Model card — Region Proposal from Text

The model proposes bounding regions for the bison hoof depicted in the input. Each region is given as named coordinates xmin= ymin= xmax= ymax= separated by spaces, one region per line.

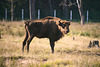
xmin=52 ymin=51 xmax=54 ymax=53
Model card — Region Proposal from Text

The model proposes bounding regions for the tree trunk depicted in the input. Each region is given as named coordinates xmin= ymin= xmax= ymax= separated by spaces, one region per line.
xmin=63 ymin=6 xmax=69 ymax=20
xmin=48 ymin=0 xmax=53 ymax=16
xmin=32 ymin=0 xmax=35 ymax=20
xmin=29 ymin=0 xmax=32 ymax=20
xmin=76 ymin=0 xmax=85 ymax=25
xmin=11 ymin=0 xmax=14 ymax=21
xmin=59 ymin=0 xmax=70 ymax=19
xmin=29 ymin=0 xmax=35 ymax=20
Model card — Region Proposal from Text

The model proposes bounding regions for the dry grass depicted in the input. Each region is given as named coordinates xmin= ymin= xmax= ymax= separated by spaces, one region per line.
xmin=0 ymin=21 xmax=100 ymax=67
xmin=70 ymin=22 xmax=100 ymax=38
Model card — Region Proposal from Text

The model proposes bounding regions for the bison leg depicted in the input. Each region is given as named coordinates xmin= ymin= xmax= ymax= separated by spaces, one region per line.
xmin=22 ymin=29 xmax=28 ymax=52
xmin=26 ymin=35 xmax=34 ymax=53
xmin=50 ymin=40 xmax=55 ymax=53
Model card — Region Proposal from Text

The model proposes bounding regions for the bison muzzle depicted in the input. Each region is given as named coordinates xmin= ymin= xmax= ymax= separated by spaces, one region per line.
xmin=22 ymin=16 xmax=70 ymax=53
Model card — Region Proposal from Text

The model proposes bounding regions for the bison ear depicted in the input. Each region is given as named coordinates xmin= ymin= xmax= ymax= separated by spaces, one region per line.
xmin=67 ymin=21 xmax=71 ymax=25
xmin=59 ymin=20 xmax=62 ymax=26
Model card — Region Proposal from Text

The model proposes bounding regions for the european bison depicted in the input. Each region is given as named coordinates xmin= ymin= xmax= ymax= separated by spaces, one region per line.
xmin=22 ymin=16 xmax=70 ymax=53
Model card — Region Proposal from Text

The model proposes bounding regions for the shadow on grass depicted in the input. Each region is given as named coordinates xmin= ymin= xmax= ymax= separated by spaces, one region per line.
xmin=56 ymin=48 xmax=100 ymax=56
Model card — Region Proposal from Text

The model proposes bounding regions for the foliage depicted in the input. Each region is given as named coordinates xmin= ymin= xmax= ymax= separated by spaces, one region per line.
xmin=0 ymin=0 xmax=100 ymax=21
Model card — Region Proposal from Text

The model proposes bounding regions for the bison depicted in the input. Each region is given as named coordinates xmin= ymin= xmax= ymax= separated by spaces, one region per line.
xmin=22 ymin=16 xmax=70 ymax=53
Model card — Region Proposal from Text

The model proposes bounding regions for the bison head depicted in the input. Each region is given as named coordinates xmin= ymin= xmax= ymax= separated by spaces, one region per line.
xmin=59 ymin=20 xmax=70 ymax=34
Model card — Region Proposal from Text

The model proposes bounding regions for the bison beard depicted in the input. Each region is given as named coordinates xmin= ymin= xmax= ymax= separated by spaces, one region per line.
xmin=22 ymin=16 xmax=70 ymax=53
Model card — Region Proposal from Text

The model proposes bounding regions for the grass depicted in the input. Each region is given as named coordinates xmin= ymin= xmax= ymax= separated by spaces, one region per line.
xmin=0 ymin=21 xmax=100 ymax=67
xmin=0 ymin=21 xmax=25 ymax=37
xmin=70 ymin=22 xmax=100 ymax=38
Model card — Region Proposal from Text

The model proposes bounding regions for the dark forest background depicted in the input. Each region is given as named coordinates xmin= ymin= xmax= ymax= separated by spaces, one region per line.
xmin=0 ymin=0 xmax=100 ymax=22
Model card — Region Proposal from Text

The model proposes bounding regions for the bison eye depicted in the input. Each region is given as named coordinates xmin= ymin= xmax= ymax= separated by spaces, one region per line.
xmin=62 ymin=24 xmax=65 ymax=28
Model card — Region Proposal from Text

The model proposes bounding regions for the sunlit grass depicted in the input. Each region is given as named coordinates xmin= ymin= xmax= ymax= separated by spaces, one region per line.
xmin=70 ymin=22 xmax=100 ymax=38
xmin=0 ymin=21 xmax=100 ymax=67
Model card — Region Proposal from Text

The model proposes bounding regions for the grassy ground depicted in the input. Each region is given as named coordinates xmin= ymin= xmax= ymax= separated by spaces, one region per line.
xmin=0 ymin=21 xmax=100 ymax=67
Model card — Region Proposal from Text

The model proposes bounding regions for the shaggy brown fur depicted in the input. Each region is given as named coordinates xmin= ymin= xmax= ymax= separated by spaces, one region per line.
xmin=22 ymin=16 xmax=70 ymax=53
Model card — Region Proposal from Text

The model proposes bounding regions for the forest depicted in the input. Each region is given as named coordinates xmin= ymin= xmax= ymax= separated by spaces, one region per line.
xmin=0 ymin=0 xmax=100 ymax=22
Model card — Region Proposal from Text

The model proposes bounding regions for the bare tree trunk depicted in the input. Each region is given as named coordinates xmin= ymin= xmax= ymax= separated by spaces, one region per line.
xmin=63 ymin=6 xmax=69 ymax=19
xmin=76 ymin=0 xmax=85 ymax=25
xmin=59 ymin=0 xmax=71 ymax=19
xmin=29 ymin=0 xmax=32 ymax=20
xmin=48 ymin=0 xmax=53 ymax=16
xmin=29 ymin=0 xmax=35 ymax=20
xmin=32 ymin=0 xmax=35 ymax=20
xmin=11 ymin=0 xmax=14 ymax=21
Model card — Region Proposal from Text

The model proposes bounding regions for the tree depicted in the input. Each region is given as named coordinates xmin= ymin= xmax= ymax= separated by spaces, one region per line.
xmin=48 ymin=0 xmax=53 ymax=16
xmin=0 ymin=0 xmax=9 ymax=20
xmin=29 ymin=0 xmax=35 ymax=20
xmin=59 ymin=0 xmax=85 ymax=25
xmin=76 ymin=0 xmax=85 ymax=25
xmin=59 ymin=0 xmax=71 ymax=19
xmin=11 ymin=0 xmax=14 ymax=21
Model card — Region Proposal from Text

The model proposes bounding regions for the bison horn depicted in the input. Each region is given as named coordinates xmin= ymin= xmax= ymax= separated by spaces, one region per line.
xmin=24 ymin=20 xmax=30 ymax=25
xmin=59 ymin=20 xmax=62 ymax=26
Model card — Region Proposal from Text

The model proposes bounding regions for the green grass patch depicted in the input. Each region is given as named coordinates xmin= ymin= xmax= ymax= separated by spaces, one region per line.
xmin=80 ymin=32 xmax=90 ymax=37
xmin=0 ymin=57 xmax=6 ymax=67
